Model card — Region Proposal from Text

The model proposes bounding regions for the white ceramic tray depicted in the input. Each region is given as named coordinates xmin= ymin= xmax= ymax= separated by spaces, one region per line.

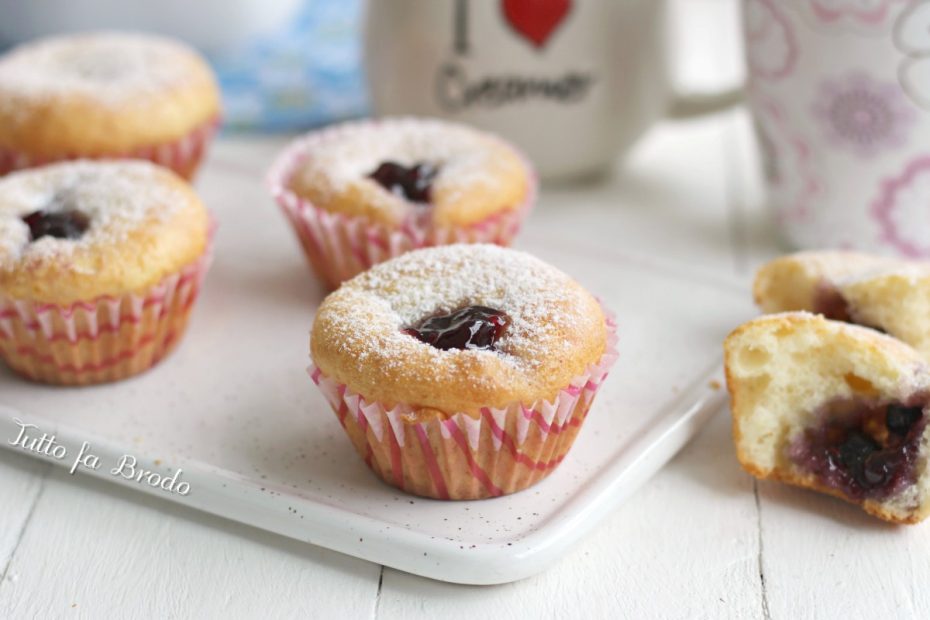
xmin=0 ymin=170 xmax=754 ymax=585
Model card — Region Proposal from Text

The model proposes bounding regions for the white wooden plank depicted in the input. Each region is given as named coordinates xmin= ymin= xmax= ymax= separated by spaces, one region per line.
xmin=0 ymin=466 xmax=381 ymax=619
xmin=0 ymin=451 xmax=49 ymax=585
xmin=757 ymin=480 xmax=930 ymax=619
xmin=377 ymin=413 xmax=763 ymax=620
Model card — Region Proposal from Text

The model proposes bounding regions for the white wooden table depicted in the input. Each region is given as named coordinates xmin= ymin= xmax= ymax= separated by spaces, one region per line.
xmin=3 ymin=108 xmax=928 ymax=619
xmin=5 ymin=3 xmax=930 ymax=616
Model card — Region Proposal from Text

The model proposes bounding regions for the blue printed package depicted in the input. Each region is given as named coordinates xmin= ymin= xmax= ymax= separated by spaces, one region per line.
xmin=210 ymin=0 xmax=368 ymax=131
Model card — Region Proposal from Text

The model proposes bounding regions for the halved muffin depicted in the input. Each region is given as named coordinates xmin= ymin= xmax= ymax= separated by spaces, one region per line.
xmin=725 ymin=312 xmax=930 ymax=524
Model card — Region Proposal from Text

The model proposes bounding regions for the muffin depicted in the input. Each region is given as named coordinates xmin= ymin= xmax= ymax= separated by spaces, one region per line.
xmin=725 ymin=312 xmax=930 ymax=524
xmin=0 ymin=160 xmax=212 ymax=385
xmin=268 ymin=117 xmax=536 ymax=289
xmin=309 ymin=244 xmax=617 ymax=499
xmin=0 ymin=32 xmax=221 ymax=180
xmin=754 ymin=251 xmax=930 ymax=358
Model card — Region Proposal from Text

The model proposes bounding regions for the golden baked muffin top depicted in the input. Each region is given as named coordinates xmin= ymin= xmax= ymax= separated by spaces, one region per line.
xmin=280 ymin=118 xmax=531 ymax=229
xmin=311 ymin=244 xmax=607 ymax=414
xmin=0 ymin=32 xmax=220 ymax=156
xmin=0 ymin=160 xmax=209 ymax=304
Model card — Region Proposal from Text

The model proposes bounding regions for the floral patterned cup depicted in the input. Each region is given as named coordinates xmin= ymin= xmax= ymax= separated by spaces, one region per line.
xmin=745 ymin=0 xmax=930 ymax=256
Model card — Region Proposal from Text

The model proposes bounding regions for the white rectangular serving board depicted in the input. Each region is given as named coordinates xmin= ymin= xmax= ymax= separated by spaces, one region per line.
xmin=0 ymin=154 xmax=755 ymax=585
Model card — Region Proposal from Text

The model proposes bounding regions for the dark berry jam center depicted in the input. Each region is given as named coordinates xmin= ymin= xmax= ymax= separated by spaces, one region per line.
xmin=22 ymin=209 xmax=90 ymax=241
xmin=887 ymin=405 xmax=922 ymax=436
xmin=368 ymin=161 xmax=438 ymax=203
xmin=404 ymin=305 xmax=510 ymax=351
xmin=790 ymin=398 xmax=927 ymax=500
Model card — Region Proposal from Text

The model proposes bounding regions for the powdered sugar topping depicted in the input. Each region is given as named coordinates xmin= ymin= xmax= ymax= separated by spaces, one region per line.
xmin=0 ymin=32 xmax=204 ymax=110
xmin=836 ymin=262 xmax=930 ymax=287
xmin=0 ymin=160 xmax=189 ymax=270
xmin=319 ymin=244 xmax=604 ymax=375
xmin=289 ymin=117 xmax=519 ymax=207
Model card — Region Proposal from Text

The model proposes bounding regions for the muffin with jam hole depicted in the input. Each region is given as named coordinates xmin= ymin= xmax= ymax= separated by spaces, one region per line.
xmin=308 ymin=244 xmax=617 ymax=500
xmin=268 ymin=117 xmax=535 ymax=288
xmin=0 ymin=160 xmax=212 ymax=385
xmin=0 ymin=32 xmax=221 ymax=179
xmin=725 ymin=311 xmax=930 ymax=524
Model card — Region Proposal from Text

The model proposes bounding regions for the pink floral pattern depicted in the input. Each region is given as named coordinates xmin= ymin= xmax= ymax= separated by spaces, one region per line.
xmin=813 ymin=72 xmax=917 ymax=157
xmin=809 ymin=0 xmax=902 ymax=26
xmin=894 ymin=2 xmax=930 ymax=110
xmin=748 ymin=0 xmax=930 ymax=254
xmin=872 ymin=155 xmax=930 ymax=257
xmin=745 ymin=0 xmax=798 ymax=81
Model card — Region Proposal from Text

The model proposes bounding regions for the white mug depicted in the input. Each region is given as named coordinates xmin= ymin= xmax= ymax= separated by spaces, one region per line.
xmin=745 ymin=0 xmax=930 ymax=257
xmin=364 ymin=0 xmax=741 ymax=181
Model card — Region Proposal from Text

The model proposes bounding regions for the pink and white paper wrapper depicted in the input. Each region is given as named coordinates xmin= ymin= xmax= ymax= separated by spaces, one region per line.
xmin=0 ymin=242 xmax=213 ymax=386
xmin=0 ymin=117 xmax=220 ymax=181
xmin=309 ymin=311 xmax=618 ymax=500
xmin=267 ymin=121 xmax=537 ymax=289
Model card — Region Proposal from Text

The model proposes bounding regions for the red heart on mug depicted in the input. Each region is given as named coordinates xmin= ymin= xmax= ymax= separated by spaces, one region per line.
xmin=502 ymin=0 xmax=572 ymax=49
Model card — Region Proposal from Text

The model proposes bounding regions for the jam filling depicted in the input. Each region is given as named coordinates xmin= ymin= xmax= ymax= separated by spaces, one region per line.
xmin=404 ymin=305 xmax=510 ymax=351
xmin=790 ymin=398 xmax=928 ymax=501
xmin=22 ymin=209 xmax=90 ymax=241
xmin=368 ymin=161 xmax=438 ymax=203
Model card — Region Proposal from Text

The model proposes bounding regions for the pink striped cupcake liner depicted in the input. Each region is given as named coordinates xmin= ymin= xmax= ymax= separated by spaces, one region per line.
xmin=0 ymin=117 xmax=220 ymax=180
xmin=0 ymin=239 xmax=214 ymax=386
xmin=309 ymin=310 xmax=618 ymax=500
xmin=267 ymin=120 xmax=537 ymax=289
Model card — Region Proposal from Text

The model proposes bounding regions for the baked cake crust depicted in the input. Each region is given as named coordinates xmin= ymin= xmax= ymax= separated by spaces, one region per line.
xmin=310 ymin=244 xmax=607 ymax=414
xmin=287 ymin=118 xmax=530 ymax=229
xmin=753 ymin=250 xmax=904 ymax=313
xmin=0 ymin=32 xmax=220 ymax=157
xmin=754 ymin=250 xmax=930 ymax=358
xmin=0 ymin=160 xmax=209 ymax=304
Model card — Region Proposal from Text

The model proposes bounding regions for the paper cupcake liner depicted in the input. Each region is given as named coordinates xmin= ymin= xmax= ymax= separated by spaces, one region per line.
xmin=309 ymin=310 xmax=618 ymax=500
xmin=0 ymin=117 xmax=220 ymax=180
xmin=268 ymin=120 xmax=538 ymax=289
xmin=0 ymin=243 xmax=213 ymax=386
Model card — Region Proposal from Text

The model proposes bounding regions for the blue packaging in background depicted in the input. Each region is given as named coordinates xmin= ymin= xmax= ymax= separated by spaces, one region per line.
xmin=210 ymin=0 xmax=368 ymax=132
xmin=0 ymin=0 xmax=367 ymax=132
